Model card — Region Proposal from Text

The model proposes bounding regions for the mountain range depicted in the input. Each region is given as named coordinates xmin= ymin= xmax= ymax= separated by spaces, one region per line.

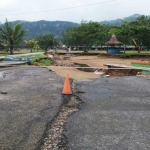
xmin=11 ymin=20 xmax=79 ymax=39
xmin=6 ymin=14 xmax=144 ymax=39
xmin=100 ymin=14 xmax=142 ymax=25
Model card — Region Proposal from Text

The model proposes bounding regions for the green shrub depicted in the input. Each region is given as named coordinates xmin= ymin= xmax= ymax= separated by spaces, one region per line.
xmin=30 ymin=54 xmax=53 ymax=66
xmin=32 ymin=54 xmax=47 ymax=62
xmin=39 ymin=59 xmax=53 ymax=66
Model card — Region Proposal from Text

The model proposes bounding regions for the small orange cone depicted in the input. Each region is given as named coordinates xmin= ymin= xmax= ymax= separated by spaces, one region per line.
xmin=62 ymin=74 xmax=72 ymax=95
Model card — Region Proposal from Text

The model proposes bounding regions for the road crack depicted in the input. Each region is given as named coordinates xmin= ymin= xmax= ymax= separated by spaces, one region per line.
xmin=36 ymin=81 xmax=82 ymax=150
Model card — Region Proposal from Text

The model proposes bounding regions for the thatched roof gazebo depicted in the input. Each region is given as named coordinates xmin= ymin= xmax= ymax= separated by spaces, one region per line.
xmin=105 ymin=34 xmax=123 ymax=54
xmin=105 ymin=34 xmax=122 ymax=45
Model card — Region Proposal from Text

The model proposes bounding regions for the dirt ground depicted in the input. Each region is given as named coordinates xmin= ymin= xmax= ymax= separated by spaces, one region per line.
xmin=48 ymin=55 xmax=144 ymax=81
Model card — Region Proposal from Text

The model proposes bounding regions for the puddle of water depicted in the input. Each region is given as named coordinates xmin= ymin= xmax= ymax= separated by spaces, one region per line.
xmin=0 ymin=71 xmax=6 ymax=79
xmin=74 ymin=63 xmax=96 ymax=72
xmin=0 ymin=72 xmax=3 ymax=78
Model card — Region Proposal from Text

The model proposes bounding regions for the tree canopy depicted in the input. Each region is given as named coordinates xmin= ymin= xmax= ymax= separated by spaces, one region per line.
xmin=0 ymin=20 xmax=25 ymax=54
xmin=62 ymin=16 xmax=150 ymax=53
xmin=25 ymin=39 xmax=39 ymax=53
xmin=62 ymin=21 xmax=108 ymax=51
xmin=36 ymin=33 xmax=57 ymax=51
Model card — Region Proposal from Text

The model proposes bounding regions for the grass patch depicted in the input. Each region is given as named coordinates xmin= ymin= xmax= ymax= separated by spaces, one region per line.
xmin=39 ymin=59 xmax=53 ymax=66
xmin=142 ymin=71 xmax=150 ymax=75
xmin=131 ymin=64 xmax=150 ymax=68
xmin=32 ymin=54 xmax=53 ymax=66
xmin=115 ymin=53 xmax=133 ymax=58
xmin=0 ymin=49 xmax=45 ymax=56
xmin=32 ymin=54 xmax=47 ymax=62
xmin=112 ymin=51 xmax=150 ymax=58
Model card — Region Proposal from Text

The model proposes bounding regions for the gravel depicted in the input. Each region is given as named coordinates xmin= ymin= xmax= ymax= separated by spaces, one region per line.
xmin=39 ymin=80 xmax=82 ymax=150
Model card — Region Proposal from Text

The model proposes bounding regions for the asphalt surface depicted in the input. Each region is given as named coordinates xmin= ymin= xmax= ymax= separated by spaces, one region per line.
xmin=0 ymin=67 xmax=64 ymax=150
xmin=66 ymin=77 xmax=150 ymax=150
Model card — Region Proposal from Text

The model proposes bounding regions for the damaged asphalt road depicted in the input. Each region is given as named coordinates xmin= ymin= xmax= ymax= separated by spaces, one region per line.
xmin=66 ymin=77 xmax=150 ymax=150
xmin=0 ymin=67 xmax=150 ymax=150
xmin=0 ymin=66 xmax=82 ymax=150
xmin=0 ymin=67 xmax=66 ymax=150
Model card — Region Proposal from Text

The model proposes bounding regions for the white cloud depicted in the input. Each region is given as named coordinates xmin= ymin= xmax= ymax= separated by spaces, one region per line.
xmin=0 ymin=0 xmax=17 ymax=8
xmin=0 ymin=0 xmax=150 ymax=23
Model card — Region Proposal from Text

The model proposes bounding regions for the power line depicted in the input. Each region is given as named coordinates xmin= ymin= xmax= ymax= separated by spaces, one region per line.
xmin=0 ymin=0 xmax=116 ymax=17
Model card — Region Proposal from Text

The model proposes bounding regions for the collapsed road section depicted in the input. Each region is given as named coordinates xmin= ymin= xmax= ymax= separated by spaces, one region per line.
xmin=0 ymin=66 xmax=82 ymax=150
xmin=36 ymin=74 xmax=82 ymax=150
xmin=37 ymin=94 xmax=82 ymax=150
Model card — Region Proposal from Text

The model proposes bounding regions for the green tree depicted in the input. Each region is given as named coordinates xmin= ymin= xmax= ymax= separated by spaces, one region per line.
xmin=78 ymin=21 xmax=106 ymax=51
xmin=36 ymin=33 xmax=56 ymax=51
xmin=34 ymin=44 xmax=40 ymax=52
xmin=129 ymin=15 xmax=150 ymax=53
xmin=62 ymin=21 xmax=107 ymax=51
xmin=109 ymin=21 xmax=132 ymax=53
xmin=25 ymin=39 xmax=38 ymax=53
xmin=94 ymin=24 xmax=109 ymax=48
xmin=0 ymin=20 xmax=25 ymax=54
xmin=62 ymin=27 xmax=78 ymax=49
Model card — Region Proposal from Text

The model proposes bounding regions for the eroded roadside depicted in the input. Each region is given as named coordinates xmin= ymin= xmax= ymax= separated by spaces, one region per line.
xmin=0 ymin=67 xmax=71 ymax=150
xmin=36 ymin=81 xmax=82 ymax=150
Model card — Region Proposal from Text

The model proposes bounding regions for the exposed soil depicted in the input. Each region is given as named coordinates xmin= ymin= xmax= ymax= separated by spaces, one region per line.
xmin=48 ymin=55 xmax=146 ymax=81
xmin=104 ymin=68 xmax=142 ymax=76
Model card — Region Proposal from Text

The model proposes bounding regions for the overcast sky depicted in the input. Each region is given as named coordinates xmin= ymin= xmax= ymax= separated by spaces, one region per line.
xmin=0 ymin=0 xmax=149 ymax=23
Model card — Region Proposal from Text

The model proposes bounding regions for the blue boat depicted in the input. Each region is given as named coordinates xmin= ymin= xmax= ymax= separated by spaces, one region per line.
xmin=4 ymin=56 xmax=32 ymax=63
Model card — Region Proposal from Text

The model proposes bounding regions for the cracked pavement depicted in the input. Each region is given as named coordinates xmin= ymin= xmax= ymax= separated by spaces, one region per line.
xmin=66 ymin=77 xmax=150 ymax=150
xmin=0 ymin=67 xmax=64 ymax=150
xmin=0 ymin=67 xmax=150 ymax=150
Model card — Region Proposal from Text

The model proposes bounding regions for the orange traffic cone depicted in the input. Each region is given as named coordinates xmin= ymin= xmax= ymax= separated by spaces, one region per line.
xmin=62 ymin=74 xmax=72 ymax=95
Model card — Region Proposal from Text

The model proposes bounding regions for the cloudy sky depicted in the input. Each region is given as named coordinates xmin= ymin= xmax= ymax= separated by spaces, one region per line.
xmin=0 ymin=0 xmax=149 ymax=23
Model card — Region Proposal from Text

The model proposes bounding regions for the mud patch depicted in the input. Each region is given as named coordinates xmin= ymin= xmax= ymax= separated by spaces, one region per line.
xmin=74 ymin=63 xmax=96 ymax=72
xmin=74 ymin=63 xmax=142 ymax=76
xmin=104 ymin=69 xmax=142 ymax=76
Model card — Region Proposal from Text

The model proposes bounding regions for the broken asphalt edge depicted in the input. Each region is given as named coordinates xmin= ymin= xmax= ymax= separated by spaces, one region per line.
xmin=35 ymin=78 xmax=84 ymax=150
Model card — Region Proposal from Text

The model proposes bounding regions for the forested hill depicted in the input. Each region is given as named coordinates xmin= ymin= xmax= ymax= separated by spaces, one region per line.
xmin=8 ymin=14 xmax=146 ymax=39
xmin=100 ymin=14 xmax=143 ymax=25
xmin=11 ymin=20 xmax=79 ymax=39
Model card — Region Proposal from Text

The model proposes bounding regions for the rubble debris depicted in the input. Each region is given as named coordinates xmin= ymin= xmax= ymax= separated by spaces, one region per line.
xmin=1 ymin=91 xmax=7 ymax=94
xmin=47 ymin=54 xmax=54 ymax=59
xmin=38 ymin=83 xmax=82 ymax=149
xmin=94 ymin=68 xmax=104 ymax=75
xmin=104 ymin=75 xmax=110 ymax=77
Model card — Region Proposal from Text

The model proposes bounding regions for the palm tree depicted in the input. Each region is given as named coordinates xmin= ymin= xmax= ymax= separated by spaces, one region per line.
xmin=0 ymin=20 xmax=25 ymax=54
xmin=24 ymin=39 xmax=38 ymax=53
